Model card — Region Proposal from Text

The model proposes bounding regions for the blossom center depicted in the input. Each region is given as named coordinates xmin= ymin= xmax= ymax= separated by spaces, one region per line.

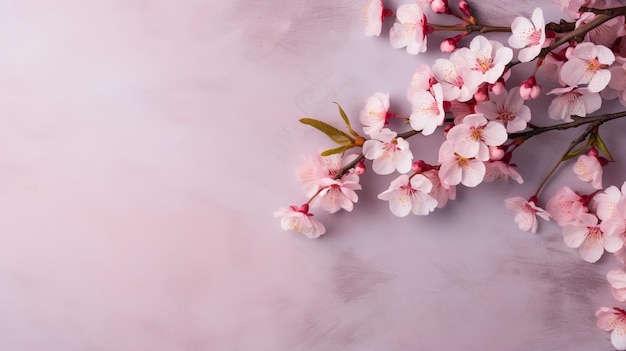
xmin=470 ymin=126 xmax=484 ymax=141
xmin=586 ymin=58 xmax=602 ymax=73
xmin=588 ymin=226 xmax=603 ymax=242
xmin=497 ymin=108 xmax=515 ymax=122
xmin=527 ymin=29 xmax=542 ymax=46
xmin=475 ymin=57 xmax=493 ymax=73
xmin=403 ymin=21 xmax=417 ymax=38
xmin=454 ymin=153 xmax=469 ymax=166
xmin=284 ymin=216 xmax=303 ymax=232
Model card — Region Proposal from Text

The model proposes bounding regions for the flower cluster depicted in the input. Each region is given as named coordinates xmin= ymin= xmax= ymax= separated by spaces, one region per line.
xmin=275 ymin=1 xmax=626 ymax=349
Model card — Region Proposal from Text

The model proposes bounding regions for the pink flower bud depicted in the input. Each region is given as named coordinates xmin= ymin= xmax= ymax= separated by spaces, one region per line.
xmin=587 ymin=148 xmax=598 ymax=158
xmin=355 ymin=158 xmax=366 ymax=175
xmin=431 ymin=0 xmax=450 ymax=14
xmin=489 ymin=146 xmax=505 ymax=161
xmin=412 ymin=160 xmax=432 ymax=173
xmin=491 ymin=79 xmax=505 ymax=95
xmin=440 ymin=38 xmax=457 ymax=52
xmin=519 ymin=76 xmax=540 ymax=100
xmin=458 ymin=0 xmax=472 ymax=17
xmin=474 ymin=83 xmax=489 ymax=103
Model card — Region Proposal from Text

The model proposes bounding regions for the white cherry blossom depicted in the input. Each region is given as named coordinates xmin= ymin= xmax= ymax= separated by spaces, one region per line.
xmin=273 ymin=204 xmax=326 ymax=239
xmin=572 ymin=153 xmax=603 ymax=189
xmin=423 ymin=169 xmax=456 ymax=208
xmin=508 ymin=8 xmax=546 ymax=62
xmin=475 ymin=87 xmax=531 ymax=133
xmin=362 ymin=128 xmax=413 ymax=175
xmin=313 ymin=175 xmax=362 ymax=214
xmin=359 ymin=92 xmax=391 ymax=135
xmin=364 ymin=0 xmax=384 ymax=37
xmin=596 ymin=307 xmax=626 ymax=351
xmin=409 ymin=83 xmax=445 ymax=136
xmin=547 ymin=86 xmax=601 ymax=121
xmin=561 ymin=42 xmax=615 ymax=92
xmin=563 ymin=212 xmax=623 ymax=263
xmin=432 ymin=57 xmax=479 ymax=102
xmin=484 ymin=161 xmax=524 ymax=184
xmin=389 ymin=4 xmax=428 ymax=55
xmin=608 ymin=269 xmax=626 ymax=302
xmin=438 ymin=140 xmax=486 ymax=187
xmin=454 ymin=35 xmax=513 ymax=85
xmin=445 ymin=113 xmax=508 ymax=161
xmin=505 ymin=197 xmax=550 ymax=233
xmin=378 ymin=174 xmax=438 ymax=216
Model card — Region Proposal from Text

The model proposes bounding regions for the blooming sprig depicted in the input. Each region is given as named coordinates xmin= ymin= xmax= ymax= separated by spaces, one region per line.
xmin=277 ymin=4 xmax=626 ymax=347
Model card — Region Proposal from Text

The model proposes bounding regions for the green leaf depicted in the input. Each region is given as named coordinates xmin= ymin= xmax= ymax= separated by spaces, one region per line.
xmin=563 ymin=143 xmax=589 ymax=161
xmin=299 ymin=118 xmax=354 ymax=146
xmin=594 ymin=133 xmax=614 ymax=161
xmin=320 ymin=145 xmax=351 ymax=156
xmin=332 ymin=102 xmax=357 ymax=136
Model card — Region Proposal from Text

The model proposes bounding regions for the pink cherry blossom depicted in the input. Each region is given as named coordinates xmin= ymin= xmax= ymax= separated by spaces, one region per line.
xmin=423 ymin=169 xmax=456 ymax=208
xmin=438 ymin=140 xmax=486 ymax=187
xmin=508 ymin=8 xmax=546 ymax=62
xmin=446 ymin=113 xmax=508 ymax=161
xmin=432 ymin=57 xmax=479 ymax=102
xmin=484 ymin=160 xmax=524 ymax=184
xmin=505 ymin=197 xmax=550 ymax=233
xmin=555 ymin=0 xmax=587 ymax=20
xmin=562 ymin=212 xmax=623 ymax=262
xmin=547 ymin=86 xmax=601 ymax=122
xmin=409 ymin=83 xmax=445 ymax=136
xmin=296 ymin=153 xmax=359 ymax=198
xmin=389 ymin=4 xmax=429 ymax=55
xmin=364 ymin=0 xmax=384 ymax=37
xmin=454 ymin=35 xmax=513 ymax=85
xmin=377 ymin=174 xmax=438 ymax=216
xmin=545 ymin=186 xmax=588 ymax=226
xmin=572 ymin=153 xmax=603 ymax=189
xmin=475 ymin=87 xmax=531 ymax=133
xmin=561 ymin=42 xmax=615 ymax=92
xmin=407 ymin=64 xmax=435 ymax=100
xmin=273 ymin=204 xmax=326 ymax=239
xmin=576 ymin=11 xmax=626 ymax=48
xmin=608 ymin=269 xmax=626 ymax=302
xmin=359 ymin=92 xmax=391 ymax=135
xmin=592 ymin=184 xmax=624 ymax=221
xmin=608 ymin=57 xmax=626 ymax=107
xmin=313 ymin=174 xmax=362 ymax=214
xmin=595 ymin=190 xmax=626 ymax=236
xmin=596 ymin=307 xmax=626 ymax=350
xmin=362 ymin=128 xmax=413 ymax=175
xmin=540 ymin=52 xmax=566 ymax=84
xmin=449 ymin=100 xmax=475 ymax=124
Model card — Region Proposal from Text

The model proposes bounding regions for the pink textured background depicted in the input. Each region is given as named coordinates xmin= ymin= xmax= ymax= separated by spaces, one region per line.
xmin=1 ymin=1 xmax=626 ymax=350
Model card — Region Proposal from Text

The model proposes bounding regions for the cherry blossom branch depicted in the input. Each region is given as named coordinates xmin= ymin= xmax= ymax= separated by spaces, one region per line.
xmin=509 ymin=111 xmax=626 ymax=140
xmin=333 ymin=154 xmax=364 ymax=180
xmin=539 ymin=6 xmax=626 ymax=57
xmin=332 ymin=128 xmax=427 ymax=181
xmin=429 ymin=23 xmax=511 ymax=33
xmin=544 ymin=20 xmax=576 ymax=33
xmin=533 ymin=121 xmax=601 ymax=196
